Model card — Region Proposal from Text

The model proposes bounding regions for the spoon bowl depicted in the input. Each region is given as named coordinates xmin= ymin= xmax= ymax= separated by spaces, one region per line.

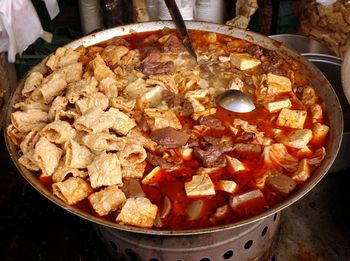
xmin=216 ymin=89 xmax=255 ymax=113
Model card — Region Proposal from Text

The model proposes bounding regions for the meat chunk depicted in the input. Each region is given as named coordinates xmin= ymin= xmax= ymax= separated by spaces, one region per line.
xmin=180 ymin=99 xmax=194 ymax=116
xmin=232 ymin=143 xmax=262 ymax=158
xmin=265 ymin=174 xmax=297 ymax=196
xmin=193 ymin=145 xmax=226 ymax=168
xmin=142 ymin=61 xmax=174 ymax=76
xmin=198 ymin=115 xmax=225 ymax=130
xmin=146 ymin=153 xmax=174 ymax=169
xmin=236 ymin=132 xmax=257 ymax=142
xmin=116 ymin=197 xmax=158 ymax=228
xmin=150 ymin=127 xmax=190 ymax=149
xmin=142 ymin=50 xmax=174 ymax=75
xmin=244 ymin=45 xmax=263 ymax=58
xmin=138 ymin=115 xmax=150 ymax=132
xmin=122 ymin=179 xmax=146 ymax=198
xmin=162 ymin=35 xmax=186 ymax=53
xmin=104 ymin=36 xmax=131 ymax=47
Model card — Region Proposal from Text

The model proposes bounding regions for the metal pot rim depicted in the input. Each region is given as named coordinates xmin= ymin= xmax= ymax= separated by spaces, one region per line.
xmin=4 ymin=21 xmax=343 ymax=235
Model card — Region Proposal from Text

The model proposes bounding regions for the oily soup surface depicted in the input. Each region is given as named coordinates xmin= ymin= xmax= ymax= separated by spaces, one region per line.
xmin=7 ymin=29 xmax=329 ymax=230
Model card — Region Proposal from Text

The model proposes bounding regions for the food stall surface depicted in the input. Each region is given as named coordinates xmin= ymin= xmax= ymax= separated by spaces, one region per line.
xmin=0 ymin=134 xmax=349 ymax=261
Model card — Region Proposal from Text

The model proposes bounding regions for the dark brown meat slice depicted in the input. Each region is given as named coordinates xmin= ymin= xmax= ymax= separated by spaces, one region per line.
xmin=187 ymin=138 xmax=199 ymax=147
xmin=263 ymin=50 xmax=284 ymax=68
xmin=141 ymin=48 xmax=175 ymax=75
xmin=104 ymin=36 xmax=131 ymax=47
xmin=138 ymin=115 xmax=150 ymax=132
xmin=199 ymin=62 xmax=211 ymax=73
xmin=244 ymin=45 xmax=263 ymax=58
xmin=198 ymin=116 xmax=225 ymax=130
xmin=201 ymin=136 xmax=233 ymax=153
xmin=180 ymin=99 xmax=194 ymax=116
xmin=161 ymin=91 xmax=194 ymax=117
xmin=193 ymin=145 xmax=226 ymax=168
xmin=261 ymin=63 xmax=286 ymax=76
xmin=232 ymin=143 xmax=262 ymax=159
xmin=162 ymin=89 xmax=176 ymax=102
xmin=265 ymin=174 xmax=297 ymax=196
xmin=142 ymin=61 xmax=175 ymax=76
xmin=202 ymin=136 xmax=221 ymax=146
xmin=162 ymin=35 xmax=186 ymax=53
xmin=146 ymin=153 xmax=174 ymax=169
xmin=236 ymin=132 xmax=257 ymax=142
xmin=150 ymin=127 xmax=190 ymax=148
xmin=143 ymin=49 xmax=161 ymax=63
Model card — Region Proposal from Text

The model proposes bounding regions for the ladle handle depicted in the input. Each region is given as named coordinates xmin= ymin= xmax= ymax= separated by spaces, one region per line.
xmin=163 ymin=0 xmax=197 ymax=60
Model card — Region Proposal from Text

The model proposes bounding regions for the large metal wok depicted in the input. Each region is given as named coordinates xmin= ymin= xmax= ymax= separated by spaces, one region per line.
xmin=4 ymin=21 xmax=343 ymax=235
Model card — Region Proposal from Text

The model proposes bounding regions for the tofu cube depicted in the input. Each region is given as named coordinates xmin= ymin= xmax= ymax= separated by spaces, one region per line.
xmin=216 ymin=180 xmax=239 ymax=194
xmin=229 ymin=125 xmax=239 ymax=135
xmin=185 ymin=174 xmax=216 ymax=197
xmin=265 ymin=98 xmax=292 ymax=113
xmin=291 ymin=159 xmax=310 ymax=183
xmin=229 ymin=189 xmax=266 ymax=216
xmin=266 ymin=174 xmax=297 ymax=196
xmin=197 ymin=167 xmax=224 ymax=175
xmin=142 ymin=166 xmax=163 ymax=185
xmin=313 ymin=123 xmax=329 ymax=141
xmin=277 ymin=108 xmax=307 ymax=129
xmin=266 ymin=73 xmax=292 ymax=94
xmin=225 ymin=155 xmax=245 ymax=174
xmin=281 ymin=129 xmax=312 ymax=149
xmin=310 ymin=104 xmax=323 ymax=123
xmin=230 ymin=53 xmax=261 ymax=70
xmin=179 ymin=147 xmax=193 ymax=161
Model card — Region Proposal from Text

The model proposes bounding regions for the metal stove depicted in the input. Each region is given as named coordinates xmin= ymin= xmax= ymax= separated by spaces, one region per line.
xmin=94 ymin=213 xmax=280 ymax=261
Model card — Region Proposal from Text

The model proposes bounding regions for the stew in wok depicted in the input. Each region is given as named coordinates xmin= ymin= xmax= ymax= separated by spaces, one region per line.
xmin=7 ymin=29 xmax=329 ymax=230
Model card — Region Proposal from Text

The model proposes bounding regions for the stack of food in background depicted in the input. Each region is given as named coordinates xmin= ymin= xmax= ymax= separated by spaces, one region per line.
xmin=300 ymin=0 xmax=350 ymax=57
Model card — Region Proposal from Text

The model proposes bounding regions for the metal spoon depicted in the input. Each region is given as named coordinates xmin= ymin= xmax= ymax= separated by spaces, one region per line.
xmin=216 ymin=89 xmax=255 ymax=113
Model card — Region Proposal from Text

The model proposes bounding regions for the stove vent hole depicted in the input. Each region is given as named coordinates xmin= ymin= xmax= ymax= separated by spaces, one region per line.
xmin=244 ymin=240 xmax=253 ymax=250
xmin=149 ymin=258 xmax=160 ymax=261
xmin=109 ymin=241 xmax=118 ymax=251
xmin=223 ymin=250 xmax=234 ymax=259
xmin=271 ymin=255 xmax=277 ymax=261
xmin=261 ymin=226 xmax=268 ymax=237
xmin=273 ymin=213 xmax=278 ymax=222
xmin=125 ymin=248 xmax=140 ymax=261
xmin=199 ymin=258 xmax=211 ymax=261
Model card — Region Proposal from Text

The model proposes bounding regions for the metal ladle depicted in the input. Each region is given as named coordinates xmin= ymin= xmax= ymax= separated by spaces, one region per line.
xmin=164 ymin=0 xmax=255 ymax=113
xmin=216 ymin=89 xmax=256 ymax=113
